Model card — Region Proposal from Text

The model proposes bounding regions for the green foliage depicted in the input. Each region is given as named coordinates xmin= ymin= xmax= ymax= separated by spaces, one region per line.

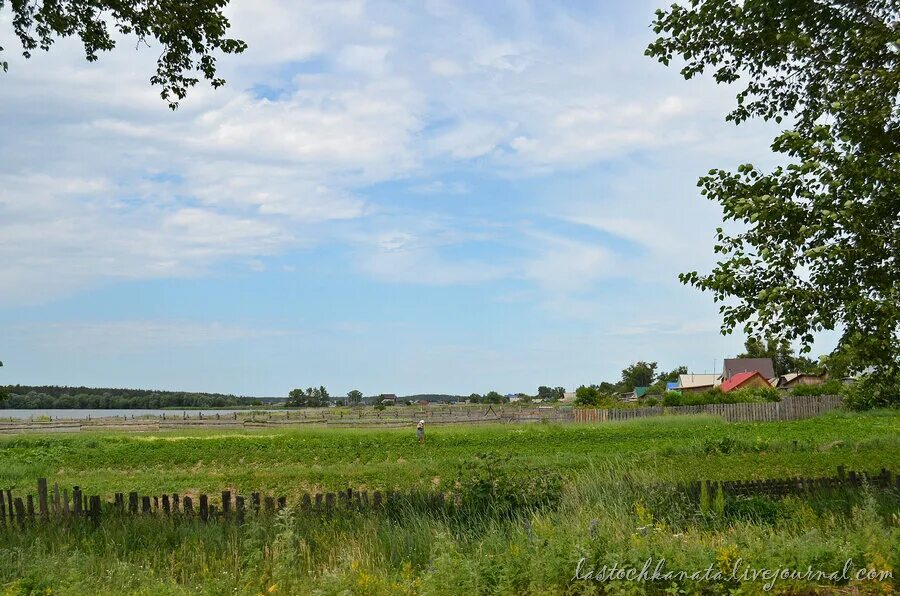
xmin=346 ymin=390 xmax=363 ymax=407
xmin=1 ymin=0 xmax=247 ymax=108
xmin=656 ymin=365 xmax=687 ymax=383
xmin=482 ymin=391 xmax=506 ymax=404
xmin=0 ymin=464 xmax=895 ymax=594
xmin=1 ymin=411 xmax=896 ymax=498
xmin=843 ymin=374 xmax=900 ymax=411
xmin=739 ymin=337 xmax=818 ymax=376
xmin=791 ymin=379 xmax=844 ymax=396
xmin=536 ymin=386 xmax=565 ymax=402
xmin=662 ymin=386 xmax=780 ymax=407
xmin=620 ymin=361 xmax=657 ymax=390
xmin=286 ymin=386 xmax=330 ymax=408
xmin=648 ymin=1 xmax=900 ymax=378
xmin=454 ymin=453 xmax=563 ymax=518
xmin=0 ymin=385 xmax=253 ymax=409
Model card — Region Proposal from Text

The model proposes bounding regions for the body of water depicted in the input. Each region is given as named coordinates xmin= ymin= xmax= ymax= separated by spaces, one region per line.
xmin=0 ymin=408 xmax=283 ymax=420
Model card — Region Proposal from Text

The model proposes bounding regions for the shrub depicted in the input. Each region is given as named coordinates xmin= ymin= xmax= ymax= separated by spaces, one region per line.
xmin=843 ymin=373 xmax=900 ymax=410
xmin=663 ymin=387 xmax=779 ymax=407
xmin=791 ymin=379 xmax=844 ymax=396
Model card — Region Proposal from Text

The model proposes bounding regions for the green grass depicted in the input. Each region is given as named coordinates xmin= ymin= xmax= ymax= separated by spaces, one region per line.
xmin=0 ymin=410 xmax=897 ymax=498
xmin=0 ymin=463 xmax=896 ymax=595
xmin=1 ymin=411 xmax=898 ymax=594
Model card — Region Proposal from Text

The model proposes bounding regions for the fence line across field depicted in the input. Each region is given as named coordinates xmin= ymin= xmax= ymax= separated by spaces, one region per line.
xmin=0 ymin=395 xmax=844 ymax=433
xmin=1 ymin=465 xmax=895 ymax=529
xmin=574 ymin=394 xmax=843 ymax=423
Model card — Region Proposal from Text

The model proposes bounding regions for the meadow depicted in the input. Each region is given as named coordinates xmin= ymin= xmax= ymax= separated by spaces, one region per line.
xmin=0 ymin=410 xmax=898 ymax=594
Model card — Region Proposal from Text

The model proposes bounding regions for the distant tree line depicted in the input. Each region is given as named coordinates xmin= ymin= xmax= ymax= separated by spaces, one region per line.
xmin=0 ymin=385 xmax=260 ymax=409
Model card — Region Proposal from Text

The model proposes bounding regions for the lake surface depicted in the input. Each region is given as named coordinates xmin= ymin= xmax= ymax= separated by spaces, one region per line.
xmin=0 ymin=408 xmax=283 ymax=420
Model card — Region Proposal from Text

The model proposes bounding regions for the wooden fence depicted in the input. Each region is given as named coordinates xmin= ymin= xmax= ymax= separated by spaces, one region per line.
xmin=1 ymin=466 xmax=894 ymax=528
xmin=687 ymin=466 xmax=898 ymax=501
xmin=0 ymin=406 xmax=574 ymax=433
xmin=574 ymin=394 xmax=843 ymax=424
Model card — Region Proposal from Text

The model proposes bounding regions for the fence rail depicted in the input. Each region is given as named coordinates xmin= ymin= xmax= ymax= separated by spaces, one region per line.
xmin=574 ymin=394 xmax=843 ymax=424
xmin=1 ymin=466 xmax=895 ymax=529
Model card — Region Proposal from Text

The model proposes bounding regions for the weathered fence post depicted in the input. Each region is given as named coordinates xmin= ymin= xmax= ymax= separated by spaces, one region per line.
xmin=162 ymin=494 xmax=170 ymax=515
xmin=199 ymin=495 xmax=209 ymax=522
xmin=62 ymin=489 xmax=70 ymax=516
xmin=37 ymin=478 xmax=48 ymax=519
xmin=222 ymin=491 xmax=231 ymax=519
xmin=73 ymin=487 xmax=82 ymax=517
xmin=251 ymin=492 xmax=261 ymax=514
xmin=13 ymin=498 xmax=25 ymax=528
xmin=264 ymin=496 xmax=275 ymax=513
xmin=235 ymin=495 xmax=245 ymax=523
xmin=172 ymin=494 xmax=180 ymax=513
xmin=277 ymin=496 xmax=286 ymax=511
xmin=52 ymin=483 xmax=61 ymax=514
xmin=141 ymin=496 xmax=151 ymax=514
xmin=89 ymin=496 xmax=101 ymax=526
xmin=26 ymin=495 xmax=35 ymax=520
xmin=0 ymin=490 xmax=5 ymax=525
xmin=129 ymin=492 xmax=139 ymax=514
xmin=183 ymin=496 xmax=194 ymax=516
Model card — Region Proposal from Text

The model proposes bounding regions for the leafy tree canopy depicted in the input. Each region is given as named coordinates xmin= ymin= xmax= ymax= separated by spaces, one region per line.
xmin=287 ymin=386 xmax=330 ymax=408
xmin=1 ymin=0 xmax=246 ymax=108
xmin=346 ymin=390 xmax=363 ymax=407
xmin=536 ymin=386 xmax=565 ymax=402
xmin=647 ymin=0 xmax=900 ymax=380
xmin=738 ymin=336 xmax=818 ymax=376
xmin=620 ymin=361 xmax=658 ymax=391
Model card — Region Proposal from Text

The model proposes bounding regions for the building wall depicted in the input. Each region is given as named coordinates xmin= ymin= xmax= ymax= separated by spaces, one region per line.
xmin=736 ymin=376 xmax=773 ymax=390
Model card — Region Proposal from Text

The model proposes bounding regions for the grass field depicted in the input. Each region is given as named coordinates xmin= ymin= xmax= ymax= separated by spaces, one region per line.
xmin=1 ymin=410 xmax=898 ymax=594
xmin=1 ymin=410 xmax=898 ymax=497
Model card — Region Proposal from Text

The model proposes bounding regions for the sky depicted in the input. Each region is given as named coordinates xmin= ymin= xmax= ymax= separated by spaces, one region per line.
xmin=0 ymin=0 xmax=837 ymax=397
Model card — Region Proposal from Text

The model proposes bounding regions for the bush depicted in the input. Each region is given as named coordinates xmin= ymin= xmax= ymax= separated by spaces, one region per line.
xmin=663 ymin=387 xmax=779 ymax=407
xmin=791 ymin=379 xmax=844 ymax=396
xmin=843 ymin=373 xmax=900 ymax=410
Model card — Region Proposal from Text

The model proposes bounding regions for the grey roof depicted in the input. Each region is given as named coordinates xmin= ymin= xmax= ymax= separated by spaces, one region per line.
xmin=678 ymin=373 xmax=719 ymax=389
xmin=723 ymin=358 xmax=775 ymax=380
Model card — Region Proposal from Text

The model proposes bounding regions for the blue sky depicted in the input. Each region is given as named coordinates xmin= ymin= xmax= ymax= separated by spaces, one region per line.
xmin=0 ymin=0 xmax=837 ymax=396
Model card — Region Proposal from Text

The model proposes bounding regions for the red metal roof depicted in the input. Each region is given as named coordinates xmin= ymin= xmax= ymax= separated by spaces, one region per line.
xmin=720 ymin=371 xmax=766 ymax=393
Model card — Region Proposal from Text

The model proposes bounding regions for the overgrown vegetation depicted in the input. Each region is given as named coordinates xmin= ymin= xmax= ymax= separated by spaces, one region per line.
xmin=0 ymin=463 xmax=895 ymax=594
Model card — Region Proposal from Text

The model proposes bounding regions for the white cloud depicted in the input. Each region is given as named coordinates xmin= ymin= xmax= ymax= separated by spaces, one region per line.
xmin=16 ymin=320 xmax=300 ymax=353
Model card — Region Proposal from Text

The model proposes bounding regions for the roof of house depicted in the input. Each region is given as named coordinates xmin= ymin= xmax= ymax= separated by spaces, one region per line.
xmin=634 ymin=386 xmax=650 ymax=398
xmin=678 ymin=373 xmax=719 ymax=389
xmin=666 ymin=381 xmax=680 ymax=391
xmin=720 ymin=371 xmax=769 ymax=392
xmin=723 ymin=358 xmax=775 ymax=380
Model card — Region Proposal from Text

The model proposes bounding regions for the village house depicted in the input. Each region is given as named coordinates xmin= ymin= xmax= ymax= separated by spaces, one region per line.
xmin=775 ymin=371 xmax=829 ymax=390
xmin=719 ymin=371 xmax=772 ymax=392
xmin=676 ymin=373 xmax=720 ymax=393
xmin=722 ymin=357 xmax=775 ymax=380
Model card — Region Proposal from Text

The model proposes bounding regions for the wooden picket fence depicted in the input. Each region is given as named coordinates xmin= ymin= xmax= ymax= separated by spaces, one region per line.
xmin=1 ymin=465 xmax=895 ymax=529
xmin=0 ymin=480 xmax=431 ymax=528
xmin=686 ymin=466 xmax=898 ymax=502
xmin=575 ymin=394 xmax=843 ymax=423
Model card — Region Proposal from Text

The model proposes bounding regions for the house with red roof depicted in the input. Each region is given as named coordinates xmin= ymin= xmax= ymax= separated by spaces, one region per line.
xmin=719 ymin=371 xmax=772 ymax=393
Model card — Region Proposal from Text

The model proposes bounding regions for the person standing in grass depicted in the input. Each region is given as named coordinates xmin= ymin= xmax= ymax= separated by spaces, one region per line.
xmin=416 ymin=420 xmax=425 ymax=444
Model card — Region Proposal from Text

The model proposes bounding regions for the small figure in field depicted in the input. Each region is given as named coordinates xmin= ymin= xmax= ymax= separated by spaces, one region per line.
xmin=416 ymin=419 xmax=425 ymax=444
